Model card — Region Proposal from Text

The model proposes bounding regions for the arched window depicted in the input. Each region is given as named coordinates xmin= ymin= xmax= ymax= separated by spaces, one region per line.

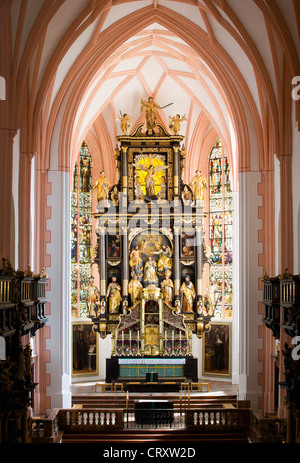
xmin=71 ymin=141 xmax=93 ymax=318
xmin=209 ymin=139 xmax=233 ymax=319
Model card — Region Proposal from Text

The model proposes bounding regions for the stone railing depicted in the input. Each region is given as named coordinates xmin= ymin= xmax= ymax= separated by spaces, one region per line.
xmin=31 ymin=407 xmax=285 ymax=443
xmin=57 ymin=408 xmax=123 ymax=433
xmin=186 ymin=408 xmax=250 ymax=432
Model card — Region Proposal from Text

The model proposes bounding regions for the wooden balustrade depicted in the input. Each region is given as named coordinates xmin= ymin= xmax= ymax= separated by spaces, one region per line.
xmin=30 ymin=406 xmax=284 ymax=443
xmin=58 ymin=408 xmax=123 ymax=433
xmin=186 ymin=408 xmax=250 ymax=431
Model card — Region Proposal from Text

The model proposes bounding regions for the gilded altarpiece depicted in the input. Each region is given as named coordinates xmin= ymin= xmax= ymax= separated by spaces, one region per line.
xmin=89 ymin=104 xmax=215 ymax=374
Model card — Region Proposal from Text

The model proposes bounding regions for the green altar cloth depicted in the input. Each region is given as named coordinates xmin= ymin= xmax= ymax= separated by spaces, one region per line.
xmin=118 ymin=358 xmax=185 ymax=378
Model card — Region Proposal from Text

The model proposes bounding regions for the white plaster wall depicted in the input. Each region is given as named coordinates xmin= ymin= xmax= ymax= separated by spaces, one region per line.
xmin=12 ymin=130 xmax=20 ymax=269
xmin=99 ymin=335 xmax=112 ymax=380
xmin=231 ymin=191 xmax=239 ymax=384
xmin=238 ymin=171 xmax=263 ymax=410
xmin=46 ymin=169 xmax=72 ymax=413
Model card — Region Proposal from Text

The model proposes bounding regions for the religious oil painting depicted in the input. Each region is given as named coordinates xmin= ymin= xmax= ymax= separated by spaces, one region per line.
xmin=181 ymin=231 xmax=195 ymax=258
xmin=107 ymin=234 xmax=121 ymax=258
xmin=72 ymin=322 xmax=98 ymax=376
xmin=203 ymin=322 xmax=231 ymax=377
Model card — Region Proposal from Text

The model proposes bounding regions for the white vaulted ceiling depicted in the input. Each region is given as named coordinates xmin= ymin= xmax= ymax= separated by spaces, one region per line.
xmin=5 ymin=0 xmax=300 ymax=180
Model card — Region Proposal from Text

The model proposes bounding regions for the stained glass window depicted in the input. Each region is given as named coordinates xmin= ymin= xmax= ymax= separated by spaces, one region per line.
xmin=209 ymin=139 xmax=233 ymax=319
xmin=71 ymin=141 xmax=93 ymax=318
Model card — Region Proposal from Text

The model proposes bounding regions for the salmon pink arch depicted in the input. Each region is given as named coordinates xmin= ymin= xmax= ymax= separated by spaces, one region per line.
xmin=37 ymin=5 xmax=270 ymax=185
xmin=61 ymin=9 xmax=256 ymax=174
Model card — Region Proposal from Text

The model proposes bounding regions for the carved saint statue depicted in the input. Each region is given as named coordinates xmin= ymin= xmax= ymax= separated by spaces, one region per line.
xmin=153 ymin=242 xmax=173 ymax=277
xmin=181 ymin=185 xmax=192 ymax=206
xmin=128 ymin=274 xmax=143 ymax=306
xmin=143 ymin=256 xmax=158 ymax=287
xmin=92 ymin=171 xmax=110 ymax=203
xmin=168 ymin=113 xmax=187 ymax=135
xmin=106 ymin=276 xmax=122 ymax=313
xmin=180 ymin=275 xmax=196 ymax=313
xmin=189 ymin=170 xmax=208 ymax=204
xmin=85 ymin=277 xmax=100 ymax=317
xmin=110 ymin=185 xmax=119 ymax=206
xmin=161 ymin=270 xmax=174 ymax=304
xmin=203 ymin=278 xmax=217 ymax=316
xmin=129 ymin=246 xmax=143 ymax=270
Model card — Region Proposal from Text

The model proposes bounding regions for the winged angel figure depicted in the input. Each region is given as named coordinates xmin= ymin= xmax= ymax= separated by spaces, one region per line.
xmin=133 ymin=155 xmax=168 ymax=198
xmin=140 ymin=96 xmax=161 ymax=130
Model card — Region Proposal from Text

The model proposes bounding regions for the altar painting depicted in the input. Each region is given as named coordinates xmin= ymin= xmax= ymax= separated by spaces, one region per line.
xmin=203 ymin=322 xmax=231 ymax=377
xmin=72 ymin=322 xmax=98 ymax=376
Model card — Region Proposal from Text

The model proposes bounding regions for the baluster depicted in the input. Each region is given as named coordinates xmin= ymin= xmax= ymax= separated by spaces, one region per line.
xmin=199 ymin=412 xmax=203 ymax=426
xmin=100 ymin=412 xmax=105 ymax=425
xmin=223 ymin=410 xmax=228 ymax=425
xmin=193 ymin=412 xmax=197 ymax=425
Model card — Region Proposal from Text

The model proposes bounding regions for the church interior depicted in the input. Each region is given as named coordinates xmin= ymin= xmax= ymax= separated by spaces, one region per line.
xmin=0 ymin=0 xmax=300 ymax=446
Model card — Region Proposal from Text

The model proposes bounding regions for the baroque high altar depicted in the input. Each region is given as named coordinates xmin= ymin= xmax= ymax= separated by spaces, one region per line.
xmin=89 ymin=97 xmax=214 ymax=359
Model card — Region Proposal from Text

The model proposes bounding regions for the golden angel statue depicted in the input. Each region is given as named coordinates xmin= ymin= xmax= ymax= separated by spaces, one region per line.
xmin=116 ymin=113 xmax=132 ymax=135
xmin=168 ymin=114 xmax=187 ymax=135
xmin=140 ymin=96 xmax=161 ymax=130
xmin=133 ymin=159 xmax=168 ymax=197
